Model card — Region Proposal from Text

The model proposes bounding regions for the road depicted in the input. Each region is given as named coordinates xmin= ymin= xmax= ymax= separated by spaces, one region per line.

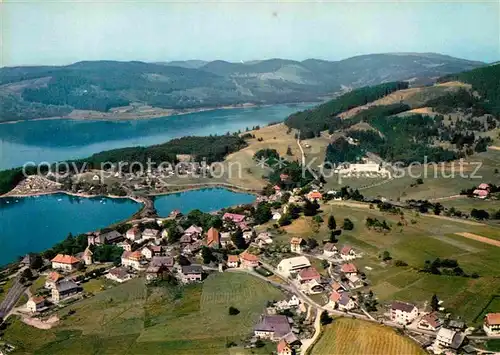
xmin=0 ymin=278 xmax=26 ymax=319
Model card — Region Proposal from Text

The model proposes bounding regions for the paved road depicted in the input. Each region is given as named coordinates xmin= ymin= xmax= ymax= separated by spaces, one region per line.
xmin=0 ymin=278 xmax=26 ymax=319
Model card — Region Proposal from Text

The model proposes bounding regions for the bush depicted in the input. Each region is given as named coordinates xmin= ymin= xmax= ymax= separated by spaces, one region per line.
xmin=228 ymin=306 xmax=240 ymax=315
xmin=394 ymin=260 xmax=408 ymax=267
xmin=342 ymin=218 xmax=354 ymax=230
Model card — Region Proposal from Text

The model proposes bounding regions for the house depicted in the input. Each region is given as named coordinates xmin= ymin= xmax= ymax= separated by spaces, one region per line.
xmin=180 ymin=265 xmax=203 ymax=283
xmin=87 ymin=230 xmax=123 ymax=246
xmin=273 ymin=212 xmax=282 ymax=221
xmin=141 ymin=245 xmax=163 ymax=260
xmin=239 ymin=251 xmax=259 ymax=269
xmin=105 ymin=267 xmax=134 ymax=283
xmin=307 ymin=190 xmax=322 ymax=201
xmin=340 ymin=263 xmax=358 ymax=276
xmin=243 ymin=230 xmax=255 ymax=242
xmin=27 ymin=296 xmax=46 ymax=313
xmin=484 ymin=313 xmax=500 ymax=335
xmin=184 ymin=225 xmax=203 ymax=238
xmin=346 ymin=274 xmax=364 ymax=289
xmin=183 ymin=240 xmax=203 ymax=254
xmin=45 ymin=272 xmax=64 ymax=289
xmin=255 ymin=233 xmax=273 ymax=248
xmin=277 ymin=339 xmax=293 ymax=355
xmin=273 ymin=185 xmax=281 ymax=193
xmin=277 ymin=256 xmax=311 ymax=277
xmin=223 ymin=212 xmax=246 ymax=224
xmin=227 ymin=255 xmax=239 ymax=268
xmin=331 ymin=281 xmax=346 ymax=293
xmin=434 ymin=328 xmax=465 ymax=351
xmin=51 ymin=280 xmax=81 ymax=303
xmin=121 ymin=250 xmax=144 ymax=270
xmin=51 ymin=254 xmax=81 ymax=271
xmin=142 ymin=229 xmax=159 ymax=239
xmin=340 ymin=246 xmax=356 ymax=260
xmin=418 ymin=312 xmax=442 ymax=331
xmin=297 ymin=267 xmax=321 ymax=284
xmin=146 ymin=264 xmax=169 ymax=282
xmin=290 ymin=237 xmax=304 ymax=254
xmin=280 ymin=173 xmax=289 ymax=181
xmin=448 ymin=320 xmax=466 ymax=331
xmin=220 ymin=232 xmax=232 ymax=248
xmin=180 ymin=234 xmax=192 ymax=245
xmin=126 ymin=227 xmax=141 ymax=241
xmin=328 ymin=291 xmax=355 ymax=311
xmin=473 ymin=189 xmax=489 ymax=199
xmin=82 ymin=246 xmax=93 ymax=265
xmin=323 ymin=243 xmax=338 ymax=257
xmin=391 ymin=301 xmax=418 ymax=325
xmin=254 ymin=315 xmax=292 ymax=341
xmin=150 ymin=256 xmax=174 ymax=269
xmin=275 ymin=296 xmax=301 ymax=311
xmin=117 ymin=239 xmax=133 ymax=251
xmin=478 ymin=183 xmax=491 ymax=190
xmin=206 ymin=227 xmax=220 ymax=248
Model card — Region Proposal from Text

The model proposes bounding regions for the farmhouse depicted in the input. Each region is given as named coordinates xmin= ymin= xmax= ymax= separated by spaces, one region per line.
xmin=51 ymin=254 xmax=81 ymax=271
xmin=180 ymin=265 xmax=203 ymax=283
xmin=206 ymin=227 xmax=220 ymax=249
xmin=484 ymin=313 xmax=500 ymax=335
xmin=105 ymin=267 xmax=134 ymax=283
xmin=254 ymin=315 xmax=292 ymax=341
xmin=418 ymin=312 xmax=442 ymax=331
xmin=391 ymin=301 xmax=418 ymax=325
xmin=184 ymin=225 xmax=203 ymax=237
xmin=473 ymin=189 xmax=489 ymax=199
xmin=277 ymin=339 xmax=293 ymax=355
xmin=27 ymin=296 xmax=47 ymax=313
xmin=52 ymin=280 xmax=81 ymax=303
xmin=290 ymin=237 xmax=304 ymax=254
xmin=434 ymin=327 xmax=465 ymax=352
xmin=151 ymin=255 xmax=174 ymax=269
xmin=277 ymin=256 xmax=311 ymax=277
xmin=45 ymin=272 xmax=64 ymax=289
xmin=141 ymin=245 xmax=163 ymax=260
xmin=183 ymin=240 xmax=203 ymax=254
xmin=227 ymin=255 xmax=239 ymax=268
xmin=340 ymin=263 xmax=358 ymax=276
xmin=340 ymin=246 xmax=356 ymax=260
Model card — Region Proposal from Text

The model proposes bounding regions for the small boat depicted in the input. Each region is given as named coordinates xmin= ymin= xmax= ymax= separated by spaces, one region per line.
xmin=57 ymin=198 xmax=62 ymax=202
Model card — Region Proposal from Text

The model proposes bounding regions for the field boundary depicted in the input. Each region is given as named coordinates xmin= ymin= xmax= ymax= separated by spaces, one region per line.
xmin=455 ymin=232 xmax=500 ymax=247
xmin=473 ymin=295 xmax=500 ymax=323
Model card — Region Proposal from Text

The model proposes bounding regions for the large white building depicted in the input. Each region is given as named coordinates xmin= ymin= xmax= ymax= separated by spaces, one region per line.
xmin=390 ymin=301 xmax=418 ymax=325
xmin=277 ymin=256 xmax=311 ymax=277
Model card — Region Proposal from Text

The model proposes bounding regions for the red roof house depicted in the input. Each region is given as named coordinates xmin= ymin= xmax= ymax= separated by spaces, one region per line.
xmin=297 ymin=267 xmax=321 ymax=283
xmin=206 ymin=227 xmax=220 ymax=248
xmin=223 ymin=213 xmax=246 ymax=223
xmin=340 ymin=263 xmax=358 ymax=274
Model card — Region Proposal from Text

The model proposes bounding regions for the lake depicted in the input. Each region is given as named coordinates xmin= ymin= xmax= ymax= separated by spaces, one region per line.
xmin=154 ymin=187 xmax=256 ymax=217
xmin=0 ymin=188 xmax=256 ymax=265
xmin=0 ymin=103 xmax=312 ymax=170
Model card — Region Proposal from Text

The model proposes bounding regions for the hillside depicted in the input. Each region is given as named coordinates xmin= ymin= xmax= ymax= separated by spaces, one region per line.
xmin=0 ymin=53 xmax=484 ymax=122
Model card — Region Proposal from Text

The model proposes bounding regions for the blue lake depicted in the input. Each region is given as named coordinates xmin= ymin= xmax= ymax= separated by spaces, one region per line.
xmin=154 ymin=188 xmax=256 ymax=217
xmin=0 ymin=103 xmax=312 ymax=170
xmin=0 ymin=193 xmax=140 ymax=265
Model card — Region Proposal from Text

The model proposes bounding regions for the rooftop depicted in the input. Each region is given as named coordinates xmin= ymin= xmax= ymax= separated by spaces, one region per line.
xmin=486 ymin=313 xmax=500 ymax=325
xmin=254 ymin=315 xmax=291 ymax=338
xmin=391 ymin=301 xmax=416 ymax=313
xmin=51 ymin=254 xmax=80 ymax=265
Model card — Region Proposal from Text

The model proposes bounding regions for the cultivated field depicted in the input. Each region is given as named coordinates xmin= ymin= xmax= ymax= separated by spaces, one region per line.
xmin=311 ymin=318 xmax=425 ymax=355
xmin=3 ymin=273 xmax=284 ymax=354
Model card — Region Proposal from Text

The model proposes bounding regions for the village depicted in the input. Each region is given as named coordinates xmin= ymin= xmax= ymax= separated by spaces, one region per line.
xmin=3 ymin=179 xmax=500 ymax=355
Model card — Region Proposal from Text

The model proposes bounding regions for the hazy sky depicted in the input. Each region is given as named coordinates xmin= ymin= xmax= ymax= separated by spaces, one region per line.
xmin=2 ymin=0 xmax=499 ymax=66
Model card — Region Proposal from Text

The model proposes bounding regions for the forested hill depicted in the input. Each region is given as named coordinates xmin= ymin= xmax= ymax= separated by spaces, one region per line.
xmin=0 ymin=53 xmax=483 ymax=122
xmin=438 ymin=64 xmax=500 ymax=116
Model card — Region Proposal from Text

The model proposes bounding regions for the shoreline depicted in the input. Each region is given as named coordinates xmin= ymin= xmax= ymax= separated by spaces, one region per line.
xmin=0 ymin=101 xmax=311 ymax=125
xmin=0 ymin=189 xmax=143 ymax=204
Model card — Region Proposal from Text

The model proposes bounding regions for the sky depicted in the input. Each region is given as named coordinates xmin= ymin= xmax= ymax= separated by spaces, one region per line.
xmin=1 ymin=0 xmax=499 ymax=67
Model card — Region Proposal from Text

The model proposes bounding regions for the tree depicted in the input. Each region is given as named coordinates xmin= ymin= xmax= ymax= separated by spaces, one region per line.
xmin=431 ymin=294 xmax=439 ymax=312
xmin=21 ymin=268 xmax=33 ymax=281
xmin=286 ymin=146 xmax=293 ymax=156
xmin=303 ymin=199 xmax=319 ymax=216
xmin=433 ymin=203 xmax=443 ymax=216
xmin=228 ymin=306 xmax=240 ymax=315
xmin=178 ymin=255 xmax=191 ymax=266
xmin=306 ymin=238 xmax=318 ymax=250
xmin=342 ymin=218 xmax=354 ymax=230
xmin=328 ymin=215 xmax=337 ymax=230
xmin=201 ymin=246 xmax=215 ymax=264
xmin=320 ymin=310 xmax=333 ymax=325
xmin=254 ymin=202 xmax=272 ymax=224
xmin=381 ymin=251 xmax=392 ymax=261
xmin=471 ymin=208 xmax=489 ymax=220
xmin=231 ymin=228 xmax=246 ymax=249
xmin=29 ymin=254 xmax=43 ymax=270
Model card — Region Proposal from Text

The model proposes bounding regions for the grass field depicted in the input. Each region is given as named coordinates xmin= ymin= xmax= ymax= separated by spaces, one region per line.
xmin=311 ymin=318 xmax=425 ymax=355
xmin=277 ymin=201 xmax=500 ymax=324
xmin=3 ymin=273 xmax=284 ymax=355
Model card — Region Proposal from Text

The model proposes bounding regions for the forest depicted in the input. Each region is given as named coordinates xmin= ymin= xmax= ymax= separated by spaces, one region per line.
xmin=284 ymin=81 xmax=409 ymax=137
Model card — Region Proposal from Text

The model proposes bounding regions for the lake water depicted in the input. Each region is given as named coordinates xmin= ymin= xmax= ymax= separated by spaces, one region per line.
xmin=0 ymin=193 xmax=140 ymax=265
xmin=0 ymin=188 xmax=255 ymax=264
xmin=154 ymin=187 xmax=256 ymax=217
xmin=0 ymin=103 xmax=312 ymax=170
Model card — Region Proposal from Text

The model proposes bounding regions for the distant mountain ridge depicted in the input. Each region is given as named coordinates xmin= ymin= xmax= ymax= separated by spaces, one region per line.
xmin=0 ymin=53 xmax=485 ymax=122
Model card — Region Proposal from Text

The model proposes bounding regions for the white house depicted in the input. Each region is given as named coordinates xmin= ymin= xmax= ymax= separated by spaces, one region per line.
xmin=340 ymin=246 xmax=356 ymax=260
xmin=126 ymin=227 xmax=141 ymax=241
xmin=390 ymin=301 xmax=418 ymax=325
xmin=51 ymin=254 xmax=81 ymax=271
xmin=323 ymin=242 xmax=338 ymax=257
xmin=277 ymin=256 xmax=311 ymax=277
xmin=290 ymin=237 xmax=304 ymax=254
xmin=27 ymin=296 xmax=46 ymax=313
xmin=121 ymin=251 xmax=144 ymax=270
xmin=433 ymin=327 xmax=465 ymax=352
xmin=418 ymin=312 xmax=442 ymax=331
xmin=106 ymin=267 xmax=135 ymax=283
xmin=227 ymin=255 xmax=239 ymax=268
xmin=273 ymin=212 xmax=282 ymax=221
xmin=484 ymin=313 xmax=500 ymax=335
xmin=328 ymin=291 xmax=355 ymax=311
xmin=142 ymin=229 xmax=159 ymax=240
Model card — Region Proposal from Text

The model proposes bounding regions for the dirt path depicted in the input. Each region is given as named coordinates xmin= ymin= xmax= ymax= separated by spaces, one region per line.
xmin=455 ymin=232 xmax=500 ymax=247
xmin=425 ymin=213 xmax=485 ymax=226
